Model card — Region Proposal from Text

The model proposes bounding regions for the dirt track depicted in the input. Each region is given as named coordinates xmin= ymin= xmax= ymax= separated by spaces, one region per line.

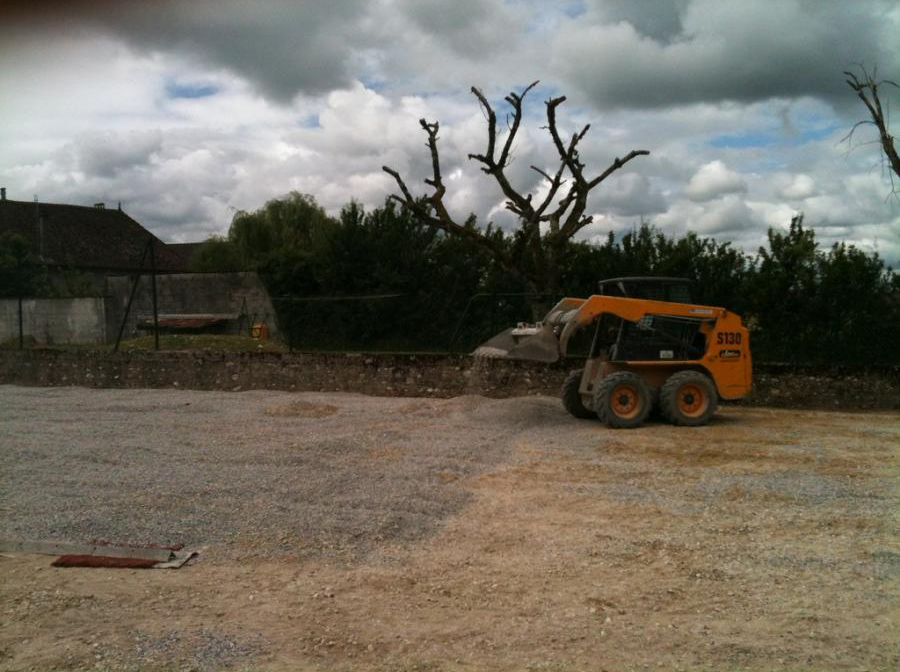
xmin=1 ymin=386 xmax=898 ymax=671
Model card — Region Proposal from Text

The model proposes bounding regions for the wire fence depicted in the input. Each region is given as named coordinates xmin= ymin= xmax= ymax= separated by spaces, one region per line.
xmin=270 ymin=292 xmax=564 ymax=354
xmin=2 ymin=291 xmax=560 ymax=354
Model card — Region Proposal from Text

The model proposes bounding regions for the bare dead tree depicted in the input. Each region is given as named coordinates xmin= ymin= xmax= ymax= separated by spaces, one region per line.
xmin=844 ymin=65 xmax=900 ymax=198
xmin=383 ymin=81 xmax=649 ymax=293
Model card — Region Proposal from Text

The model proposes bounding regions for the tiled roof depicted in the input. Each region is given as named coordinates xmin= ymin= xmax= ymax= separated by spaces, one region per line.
xmin=0 ymin=198 xmax=188 ymax=272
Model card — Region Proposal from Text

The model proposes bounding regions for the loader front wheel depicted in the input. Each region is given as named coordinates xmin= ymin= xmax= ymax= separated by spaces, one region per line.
xmin=561 ymin=370 xmax=595 ymax=419
xmin=660 ymin=370 xmax=717 ymax=426
xmin=593 ymin=372 xmax=651 ymax=429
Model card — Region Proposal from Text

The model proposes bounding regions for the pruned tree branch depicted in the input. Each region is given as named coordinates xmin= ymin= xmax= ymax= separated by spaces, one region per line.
xmin=382 ymin=165 xmax=518 ymax=279
xmin=588 ymin=150 xmax=651 ymax=189
xmin=468 ymin=82 xmax=540 ymax=221
xmin=382 ymin=80 xmax=650 ymax=293
xmin=542 ymin=95 xmax=649 ymax=239
xmin=844 ymin=65 xmax=900 ymax=197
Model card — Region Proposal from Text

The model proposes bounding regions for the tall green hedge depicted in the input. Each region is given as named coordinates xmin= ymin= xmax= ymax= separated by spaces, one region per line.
xmin=190 ymin=196 xmax=899 ymax=365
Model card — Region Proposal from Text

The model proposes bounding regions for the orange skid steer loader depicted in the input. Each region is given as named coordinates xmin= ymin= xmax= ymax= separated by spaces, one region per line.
xmin=475 ymin=278 xmax=752 ymax=428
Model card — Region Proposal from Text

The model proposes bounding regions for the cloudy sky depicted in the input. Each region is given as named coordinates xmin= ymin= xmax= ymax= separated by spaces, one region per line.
xmin=1 ymin=0 xmax=899 ymax=264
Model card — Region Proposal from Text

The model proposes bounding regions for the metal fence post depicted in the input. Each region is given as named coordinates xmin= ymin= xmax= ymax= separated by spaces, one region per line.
xmin=18 ymin=295 xmax=23 ymax=349
xmin=489 ymin=292 xmax=496 ymax=337
xmin=288 ymin=299 xmax=294 ymax=352
xmin=113 ymin=238 xmax=151 ymax=352
xmin=149 ymin=238 xmax=159 ymax=351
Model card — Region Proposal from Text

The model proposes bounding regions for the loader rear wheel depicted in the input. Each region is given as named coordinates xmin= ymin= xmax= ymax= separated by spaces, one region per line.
xmin=593 ymin=372 xmax=651 ymax=429
xmin=660 ymin=370 xmax=717 ymax=426
xmin=561 ymin=370 xmax=595 ymax=419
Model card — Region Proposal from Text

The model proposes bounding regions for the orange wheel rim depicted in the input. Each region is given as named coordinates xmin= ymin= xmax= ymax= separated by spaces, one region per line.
xmin=677 ymin=384 xmax=707 ymax=417
xmin=611 ymin=384 xmax=641 ymax=419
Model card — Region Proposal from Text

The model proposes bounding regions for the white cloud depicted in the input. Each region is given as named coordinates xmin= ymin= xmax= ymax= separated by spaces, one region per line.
xmin=776 ymin=173 xmax=817 ymax=200
xmin=685 ymin=161 xmax=747 ymax=202
xmin=0 ymin=0 xmax=898 ymax=266
xmin=554 ymin=0 xmax=899 ymax=109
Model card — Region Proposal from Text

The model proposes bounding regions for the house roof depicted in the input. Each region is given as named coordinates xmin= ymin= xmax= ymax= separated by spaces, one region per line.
xmin=0 ymin=198 xmax=189 ymax=272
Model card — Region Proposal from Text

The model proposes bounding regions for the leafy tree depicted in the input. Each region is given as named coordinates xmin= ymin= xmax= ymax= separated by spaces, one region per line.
xmin=809 ymin=241 xmax=897 ymax=365
xmin=744 ymin=213 xmax=899 ymax=364
xmin=229 ymin=191 xmax=335 ymax=269
xmin=745 ymin=215 xmax=819 ymax=361
xmin=189 ymin=236 xmax=243 ymax=272
xmin=0 ymin=231 xmax=48 ymax=297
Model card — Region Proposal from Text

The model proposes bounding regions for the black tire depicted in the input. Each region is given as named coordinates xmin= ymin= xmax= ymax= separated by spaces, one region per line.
xmin=593 ymin=371 xmax=652 ymax=429
xmin=561 ymin=370 xmax=595 ymax=419
xmin=660 ymin=370 xmax=718 ymax=426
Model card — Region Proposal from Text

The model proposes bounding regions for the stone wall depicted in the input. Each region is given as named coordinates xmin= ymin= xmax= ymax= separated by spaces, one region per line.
xmin=104 ymin=271 xmax=277 ymax=342
xmin=1 ymin=349 xmax=897 ymax=410
xmin=0 ymin=298 xmax=106 ymax=345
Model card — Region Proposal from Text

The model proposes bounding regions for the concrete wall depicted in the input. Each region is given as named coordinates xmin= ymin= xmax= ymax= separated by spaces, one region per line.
xmin=0 ymin=298 xmax=106 ymax=345
xmin=105 ymin=271 xmax=277 ymax=342
xmin=0 ymin=350 xmax=897 ymax=410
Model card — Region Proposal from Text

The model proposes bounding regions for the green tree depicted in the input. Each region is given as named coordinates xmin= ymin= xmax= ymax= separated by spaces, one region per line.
xmin=586 ymin=225 xmax=749 ymax=311
xmin=229 ymin=191 xmax=336 ymax=269
xmin=745 ymin=213 xmax=899 ymax=364
xmin=0 ymin=231 xmax=48 ymax=297
xmin=809 ymin=241 xmax=898 ymax=364
xmin=189 ymin=236 xmax=243 ymax=272
xmin=746 ymin=214 xmax=819 ymax=362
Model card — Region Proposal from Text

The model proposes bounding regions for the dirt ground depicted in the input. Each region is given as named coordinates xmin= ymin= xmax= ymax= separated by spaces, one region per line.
xmin=1 ymin=387 xmax=898 ymax=672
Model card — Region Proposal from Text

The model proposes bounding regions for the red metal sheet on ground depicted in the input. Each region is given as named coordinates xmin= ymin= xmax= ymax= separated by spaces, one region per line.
xmin=52 ymin=555 xmax=158 ymax=569
xmin=153 ymin=317 xmax=224 ymax=328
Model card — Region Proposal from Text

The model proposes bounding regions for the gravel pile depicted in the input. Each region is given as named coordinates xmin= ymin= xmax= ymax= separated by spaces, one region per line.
xmin=0 ymin=386 xmax=568 ymax=563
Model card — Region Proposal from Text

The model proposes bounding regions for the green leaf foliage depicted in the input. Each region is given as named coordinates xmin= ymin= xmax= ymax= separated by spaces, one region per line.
xmin=193 ymin=196 xmax=899 ymax=364
xmin=0 ymin=231 xmax=49 ymax=297
xmin=189 ymin=236 xmax=243 ymax=273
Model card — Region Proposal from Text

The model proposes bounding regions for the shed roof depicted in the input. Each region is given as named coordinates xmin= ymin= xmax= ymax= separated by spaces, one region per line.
xmin=0 ymin=198 xmax=188 ymax=272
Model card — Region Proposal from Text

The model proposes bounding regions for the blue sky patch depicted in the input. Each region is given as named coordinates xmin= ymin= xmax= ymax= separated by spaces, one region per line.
xmin=711 ymin=122 xmax=841 ymax=150
xmin=710 ymin=132 xmax=777 ymax=149
xmin=562 ymin=0 xmax=586 ymax=18
xmin=299 ymin=114 xmax=320 ymax=129
xmin=797 ymin=124 xmax=840 ymax=143
xmin=165 ymin=81 xmax=219 ymax=99
xmin=360 ymin=76 xmax=387 ymax=94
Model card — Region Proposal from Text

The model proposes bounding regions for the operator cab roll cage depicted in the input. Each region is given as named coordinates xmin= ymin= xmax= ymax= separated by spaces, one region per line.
xmin=587 ymin=277 xmax=707 ymax=362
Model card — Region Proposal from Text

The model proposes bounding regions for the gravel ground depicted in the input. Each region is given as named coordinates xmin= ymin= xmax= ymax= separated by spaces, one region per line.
xmin=1 ymin=385 xmax=897 ymax=672
xmin=0 ymin=385 xmax=558 ymax=562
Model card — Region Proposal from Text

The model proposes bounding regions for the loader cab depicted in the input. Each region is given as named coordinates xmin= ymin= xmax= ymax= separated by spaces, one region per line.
xmin=590 ymin=277 xmax=705 ymax=362
xmin=597 ymin=277 xmax=693 ymax=304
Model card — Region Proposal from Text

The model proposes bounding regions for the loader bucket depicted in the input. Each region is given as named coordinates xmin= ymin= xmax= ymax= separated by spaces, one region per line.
xmin=472 ymin=324 xmax=561 ymax=363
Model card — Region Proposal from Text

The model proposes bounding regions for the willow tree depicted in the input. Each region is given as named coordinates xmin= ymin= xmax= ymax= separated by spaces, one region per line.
xmin=383 ymin=81 xmax=649 ymax=294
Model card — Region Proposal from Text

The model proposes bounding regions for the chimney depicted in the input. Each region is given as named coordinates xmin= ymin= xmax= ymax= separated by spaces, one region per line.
xmin=94 ymin=202 xmax=105 ymax=209
xmin=1 ymin=187 xmax=5 ymax=200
